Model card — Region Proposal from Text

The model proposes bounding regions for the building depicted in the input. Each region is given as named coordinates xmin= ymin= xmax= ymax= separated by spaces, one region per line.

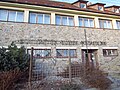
xmin=0 ymin=0 xmax=120 ymax=76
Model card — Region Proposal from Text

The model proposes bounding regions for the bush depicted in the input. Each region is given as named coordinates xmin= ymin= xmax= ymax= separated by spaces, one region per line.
xmin=58 ymin=62 xmax=112 ymax=90
xmin=0 ymin=43 xmax=29 ymax=72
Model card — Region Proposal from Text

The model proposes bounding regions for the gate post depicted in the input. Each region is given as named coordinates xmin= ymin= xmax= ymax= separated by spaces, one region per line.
xmin=29 ymin=47 xmax=33 ymax=90
xmin=68 ymin=49 xmax=72 ymax=82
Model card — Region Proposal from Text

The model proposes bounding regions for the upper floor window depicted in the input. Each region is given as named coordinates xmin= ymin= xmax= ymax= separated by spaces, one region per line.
xmin=80 ymin=3 xmax=86 ymax=8
xmin=0 ymin=9 xmax=24 ymax=22
xmin=114 ymin=8 xmax=119 ymax=13
xmin=116 ymin=21 xmax=120 ymax=29
xmin=56 ymin=49 xmax=77 ymax=58
xmin=29 ymin=12 xmax=50 ymax=24
xmin=99 ymin=19 xmax=112 ymax=29
xmin=79 ymin=17 xmax=94 ymax=27
xmin=103 ymin=49 xmax=118 ymax=56
xmin=27 ymin=49 xmax=51 ymax=58
xmin=98 ymin=6 xmax=103 ymax=11
xmin=55 ymin=15 xmax=74 ymax=26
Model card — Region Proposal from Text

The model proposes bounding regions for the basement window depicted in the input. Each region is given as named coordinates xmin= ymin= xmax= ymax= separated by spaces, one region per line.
xmin=27 ymin=49 xmax=51 ymax=58
xmin=103 ymin=49 xmax=118 ymax=56
xmin=56 ymin=49 xmax=77 ymax=58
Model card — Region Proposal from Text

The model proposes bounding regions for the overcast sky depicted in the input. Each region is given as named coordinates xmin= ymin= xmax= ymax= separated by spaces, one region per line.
xmin=53 ymin=0 xmax=120 ymax=6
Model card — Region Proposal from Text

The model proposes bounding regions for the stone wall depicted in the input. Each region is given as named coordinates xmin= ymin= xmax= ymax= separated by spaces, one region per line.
xmin=0 ymin=22 xmax=120 ymax=75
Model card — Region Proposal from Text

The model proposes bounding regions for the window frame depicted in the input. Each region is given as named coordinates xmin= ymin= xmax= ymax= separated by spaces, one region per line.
xmin=116 ymin=20 xmax=120 ymax=29
xmin=0 ymin=9 xmax=24 ymax=22
xmin=29 ymin=12 xmax=51 ymax=24
xmin=98 ymin=6 xmax=104 ymax=11
xmin=99 ymin=19 xmax=112 ymax=29
xmin=80 ymin=3 xmax=86 ymax=8
xmin=78 ymin=17 xmax=95 ymax=28
xmin=103 ymin=49 xmax=118 ymax=56
xmin=55 ymin=15 xmax=74 ymax=26
xmin=27 ymin=49 xmax=51 ymax=58
xmin=56 ymin=49 xmax=77 ymax=58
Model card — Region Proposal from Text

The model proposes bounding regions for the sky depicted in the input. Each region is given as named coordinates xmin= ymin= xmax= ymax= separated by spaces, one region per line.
xmin=53 ymin=0 xmax=120 ymax=6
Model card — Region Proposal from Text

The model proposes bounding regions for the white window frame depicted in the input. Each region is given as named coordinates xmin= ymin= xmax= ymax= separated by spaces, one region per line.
xmin=0 ymin=9 xmax=24 ymax=22
xmin=79 ymin=17 xmax=94 ymax=27
xmin=55 ymin=15 xmax=74 ymax=26
xmin=80 ymin=3 xmax=86 ymax=8
xmin=29 ymin=12 xmax=50 ymax=24
xmin=99 ymin=19 xmax=112 ymax=29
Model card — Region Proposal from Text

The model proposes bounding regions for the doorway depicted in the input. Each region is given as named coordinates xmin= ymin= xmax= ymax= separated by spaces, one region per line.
xmin=81 ymin=49 xmax=98 ymax=68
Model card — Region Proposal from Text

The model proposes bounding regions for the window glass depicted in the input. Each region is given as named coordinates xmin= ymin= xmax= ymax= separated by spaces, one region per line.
xmin=98 ymin=6 xmax=103 ymax=11
xmin=56 ymin=15 xmax=61 ymax=25
xmin=116 ymin=21 xmax=120 ymax=29
xmin=103 ymin=49 xmax=118 ymax=56
xmin=37 ymin=14 xmax=43 ymax=24
xmin=29 ymin=12 xmax=50 ymax=24
xmin=56 ymin=49 xmax=77 ymax=58
xmin=44 ymin=14 xmax=50 ymax=24
xmin=8 ymin=11 xmax=16 ymax=21
xmin=84 ymin=18 xmax=88 ymax=27
xmin=56 ymin=15 xmax=74 ymax=26
xmin=28 ymin=49 xmax=51 ymax=58
xmin=89 ymin=19 xmax=94 ymax=27
xmin=69 ymin=17 xmax=74 ymax=26
xmin=79 ymin=17 xmax=94 ymax=27
xmin=99 ymin=19 xmax=112 ymax=29
xmin=30 ymin=13 xmax=36 ymax=23
xmin=0 ymin=10 xmax=7 ymax=21
xmin=16 ymin=12 xmax=24 ymax=22
xmin=62 ymin=16 xmax=67 ymax=25
xmin=80 ymin=3 xmax=86 ymax=8
xmin=79 ymin=18 xmax=83 ymax=26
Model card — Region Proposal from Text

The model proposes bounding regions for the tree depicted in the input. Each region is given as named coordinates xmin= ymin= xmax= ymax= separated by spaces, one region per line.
xmin=0 ymin=43 xmax=29 ymax=72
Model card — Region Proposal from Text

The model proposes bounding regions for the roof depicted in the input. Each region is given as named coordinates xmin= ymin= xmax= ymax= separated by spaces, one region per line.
xmin=0 ymin=0 xmax=120 ymax=16
xmin=88 ymin=3 xmax=106 ymax=7
xmin=72 ymin=0 xmax=88 ymax=4
xmin=105 ymin=5 xmax=120 ymax=8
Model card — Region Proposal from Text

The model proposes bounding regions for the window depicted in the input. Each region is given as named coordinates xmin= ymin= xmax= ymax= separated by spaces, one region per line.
xmin=116 ymin=21 xmax=120 ymax=29
xmin=114 ymin=8 xmax=119 ymax=13
xmin=55 ymin=15 xmax=74 ymax=26
xmin=0 ymin=9 xmax=24 ymax=22
xmin=103 ymin=49 xmax=118 ymax=56
xmin=56 ymin=49 xmax=77 ymax=58
xmin=27 ymin=49 xmax=51 ymax=58
xmin=99 ymin=19 xmax=112 ymax=29
xmin=29 ymin=12 xmax=50 ymax=24
xmin=98 ymin=6 xmax=103 ymax=11
xmin=80 ymin=3 xmax=86 ymax=8
xmin=79 ymin=17 xmax=94 ymax=27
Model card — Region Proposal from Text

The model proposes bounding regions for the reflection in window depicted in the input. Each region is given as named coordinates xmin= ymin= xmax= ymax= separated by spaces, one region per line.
xmin=55 ymin=15 xmax=74 ymax=26
xmin=56 ymin=49 xmax=77 ymax=58
xmin=0 ymin=9 xmax=24 ymax=22
xmin=98 ymin=6 xmax=103 ymax=11
xmin=27 ymin=49 xmax=51 ymax=58
xmin=99 ymin=19 xmax=112 ymax=29
xmin=79 ymin=17 xmax=94 ymax=27
xmin=29 ymin=12 xmax=50 ymax=24
xmin=80 ymin=3 xmax=86 ymax=8
xmin=116 ymin=21 xmax=120 ymax=29
xmin=103 ymin=49 xmax=118 ymax=56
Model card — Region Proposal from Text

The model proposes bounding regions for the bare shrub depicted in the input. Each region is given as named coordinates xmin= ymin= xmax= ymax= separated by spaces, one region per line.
xmin=58 ymin=62 xmax=112 ymax=90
